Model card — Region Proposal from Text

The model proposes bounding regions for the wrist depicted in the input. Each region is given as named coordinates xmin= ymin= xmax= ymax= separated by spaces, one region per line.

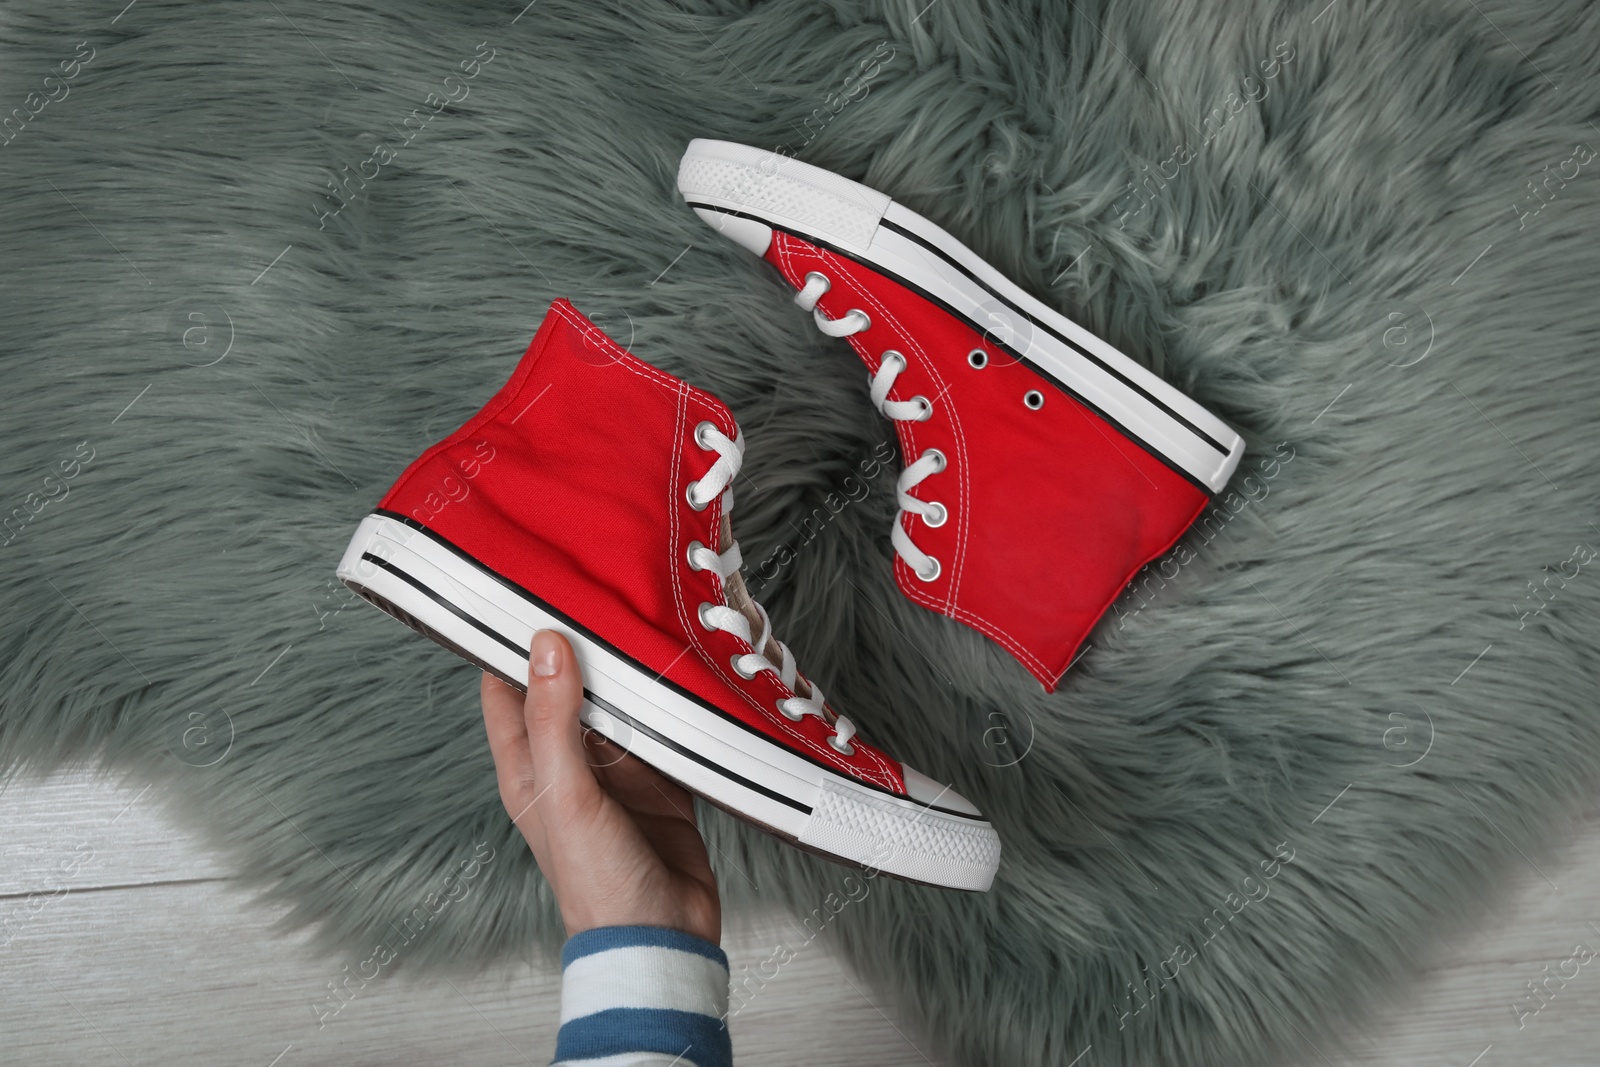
xmin=559 ymin=884 xmax=719 ymax=944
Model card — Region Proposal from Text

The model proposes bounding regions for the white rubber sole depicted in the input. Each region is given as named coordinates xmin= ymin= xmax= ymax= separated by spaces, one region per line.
xmin=678 ymin=138 xmax=1246 ymax=494
xmin=336 ymin=511 xmax=1001 ymax=891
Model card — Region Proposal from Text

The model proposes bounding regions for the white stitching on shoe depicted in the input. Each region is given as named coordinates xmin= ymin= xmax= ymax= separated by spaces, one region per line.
xmin=784 ymin=245 xmax=965 ymax=603
xmin=772 ymin=236 xmax=1060 ymax=683
xmin=687 ymin=422 xmax=857 ymax=753
xmin=550 ymin=301 xmax=905 ymax=772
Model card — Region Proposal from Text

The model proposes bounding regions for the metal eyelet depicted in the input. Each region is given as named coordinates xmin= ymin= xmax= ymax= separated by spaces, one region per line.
xmin=880 ymin=350 xmax=907 ymax=373
xmin=686 ymin=540 xmax=707 ymax=569
xmin=697 ymin=602 xmax=718 ymax=630
xmin=685 ymin=480 xmax=709 ymax=511
xmin=968 ymin=349 xmax=988 ymax=369
xmin=730 ymin=654 xmax=758 ymax=680
xmin=914 ymin=557 xmax=941 ymax=582
xmin=922 ymin=502 xmax=948 ymax=528
xmin=911 ymin=396 xmax=933 ymax=421
xmin=828 ymin=734 xmax=856 ymax=756
xmin=803 ymin=270 xmax=830 ymax=289
xmin=1023 ymin=390 xmax=1045 ymax=410
xmin=776 ymin=699 xmax=805 ymax=722
xmin=693 ymin=420 xmax=718 ymax=449
xmin=924 ymin=448 xmax=947 ymax=473
xmin=849 ymin=310 xmax=871 ymax=331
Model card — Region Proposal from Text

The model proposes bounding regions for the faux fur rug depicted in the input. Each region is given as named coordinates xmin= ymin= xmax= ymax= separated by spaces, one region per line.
xmin=4 ymin=0 xmax=1600 ymax=1064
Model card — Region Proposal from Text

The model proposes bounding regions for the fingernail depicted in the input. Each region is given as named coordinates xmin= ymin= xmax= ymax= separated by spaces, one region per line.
xmin=530 ymin=629 xmax=561 ymax=677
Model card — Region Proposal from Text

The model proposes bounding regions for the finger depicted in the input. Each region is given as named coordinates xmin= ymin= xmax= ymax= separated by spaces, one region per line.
xmin=523 ymin=630 xmax=607 ymax=824
xmin=580 ymin=730 xmax=637 ymax=778
xmin=591 ymin=745 xmax=701 ymax=824
xmin=480 ymin=672 xmax=548 ymax=852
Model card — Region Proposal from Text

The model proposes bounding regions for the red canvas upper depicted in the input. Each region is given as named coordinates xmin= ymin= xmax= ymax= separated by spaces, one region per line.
xmin=378 ymin=299 xmax=906 ymax=795
xmin=766 ymin=232 xmax=1210 ymax=690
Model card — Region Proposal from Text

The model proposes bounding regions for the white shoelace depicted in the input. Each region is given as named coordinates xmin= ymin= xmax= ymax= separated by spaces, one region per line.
xmin=794 ymin=271 xmax=948 ymax=583
xmin=686 ymin=421 xmax=858 ymax=755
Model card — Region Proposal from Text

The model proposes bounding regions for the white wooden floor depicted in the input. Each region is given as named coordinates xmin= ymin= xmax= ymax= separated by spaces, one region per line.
xmin=3 ymin=768 xmax=1598 ymax=1067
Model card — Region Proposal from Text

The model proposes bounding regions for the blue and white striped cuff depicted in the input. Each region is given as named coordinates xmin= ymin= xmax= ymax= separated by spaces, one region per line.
xmin=552 ymin=925 xmax=732 ymax=1067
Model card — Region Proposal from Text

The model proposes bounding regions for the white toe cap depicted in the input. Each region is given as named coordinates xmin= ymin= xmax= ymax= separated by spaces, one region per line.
xmin=900 ymin=763 xmax=983 ymax=816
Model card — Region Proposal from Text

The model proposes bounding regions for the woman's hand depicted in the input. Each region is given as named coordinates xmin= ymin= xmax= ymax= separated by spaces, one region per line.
xmin=480 ymin=628 xmax=721 ymax=943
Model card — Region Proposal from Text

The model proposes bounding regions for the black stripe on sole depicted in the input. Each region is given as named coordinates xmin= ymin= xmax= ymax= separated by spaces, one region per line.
xmin=685 ymin=200 xmax=1226 ymax=496
xmin=362 ymin=510 xmax=991 ymax=822
xmin=360 ymin=551 xmax=527 ymax=659
xmin=343 ymin=565 xmax=994 ymax=888
xmin=354 ymin=552 xmax=815 ymax=816
xmin=877 ymin=217 xmax=1231 ymax=456
xmin=591 ymin=692 xmax=811 ymax=814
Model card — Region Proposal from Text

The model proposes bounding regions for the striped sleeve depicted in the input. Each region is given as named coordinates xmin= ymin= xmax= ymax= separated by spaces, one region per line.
xmin=551 ymin=925 xmax=732 ymax=1067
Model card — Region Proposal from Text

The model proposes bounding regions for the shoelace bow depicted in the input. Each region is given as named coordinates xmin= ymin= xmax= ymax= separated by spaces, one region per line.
xmin=686 ymin=422 xmax=858 ymax=754
xmin=794 ymin=271 xmax=948 ymax=582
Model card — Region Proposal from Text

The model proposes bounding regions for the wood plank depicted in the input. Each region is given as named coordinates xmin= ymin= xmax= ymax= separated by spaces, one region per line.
xmin=8 ymin=768 xmax=1600 ymax=1065
xmin=0 ymin=770 xmax=938 ymax=1066
xmin=0 ymin=878 xmax=938 ymax=1066
xmin=1325 ymin=809 xmax=1600 ymax=1066
xmin=0 ymin=767 xmax=227 ymax=894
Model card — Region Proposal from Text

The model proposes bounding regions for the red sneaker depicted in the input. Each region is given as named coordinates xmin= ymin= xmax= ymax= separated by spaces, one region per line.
xmin=337 ymin=300 xmax=1001 ymax=891
xmin=678 ymin=139 xmax=1246 ymax=690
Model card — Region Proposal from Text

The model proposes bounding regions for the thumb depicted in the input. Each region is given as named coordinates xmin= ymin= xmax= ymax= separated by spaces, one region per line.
xmin=524 ymin=629 xmax=605 ymax=820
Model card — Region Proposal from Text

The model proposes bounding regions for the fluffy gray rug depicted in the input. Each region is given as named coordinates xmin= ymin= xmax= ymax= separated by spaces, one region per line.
xmin=4 ymin=0 xmax=1599 ymax=1063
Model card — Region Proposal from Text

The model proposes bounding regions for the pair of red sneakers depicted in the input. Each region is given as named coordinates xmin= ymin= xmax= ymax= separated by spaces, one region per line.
xmin=337 ymin=142 xmax=1244 ymax=892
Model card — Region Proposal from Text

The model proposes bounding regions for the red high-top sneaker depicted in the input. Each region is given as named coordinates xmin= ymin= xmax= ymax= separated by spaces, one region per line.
xmin=678 ymin=139 xmax=1247 ymax=690
xmin=336 ymin=299 xmax=1000 ymax=891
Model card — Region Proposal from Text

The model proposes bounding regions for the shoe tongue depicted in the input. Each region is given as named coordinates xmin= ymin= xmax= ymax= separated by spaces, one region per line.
xmin=716 ymin=513 xmax=773 ymax=657
xmin=716 ymin=513 xmax=817 ymax=704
